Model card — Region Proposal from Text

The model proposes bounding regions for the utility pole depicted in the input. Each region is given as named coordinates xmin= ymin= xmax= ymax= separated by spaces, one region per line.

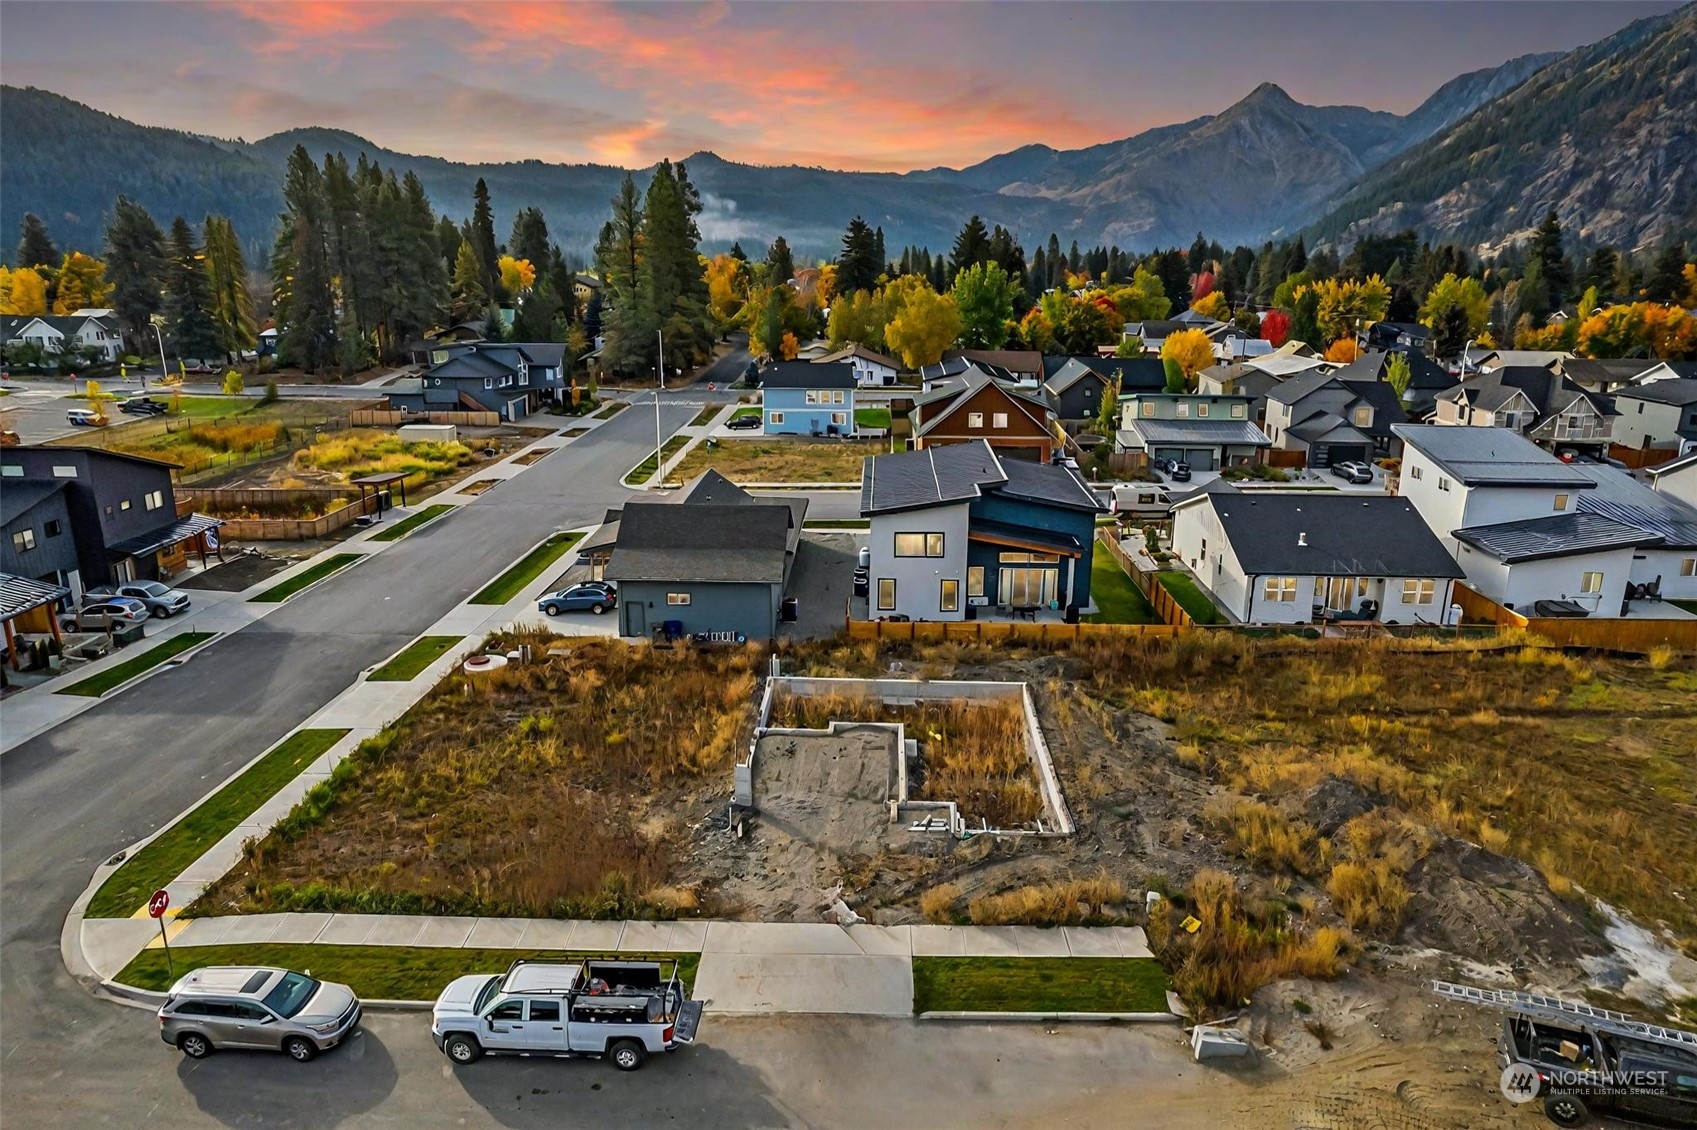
xmin=652 ymin=328 xmax=665 ymax=484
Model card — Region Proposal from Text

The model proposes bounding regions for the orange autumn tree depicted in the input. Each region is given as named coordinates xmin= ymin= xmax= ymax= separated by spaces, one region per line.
xmin=1324 ymin=338 xmax=1360 ymax=363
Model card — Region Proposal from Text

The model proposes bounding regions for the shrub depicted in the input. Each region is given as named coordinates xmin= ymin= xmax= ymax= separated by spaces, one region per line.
xmin=967 ymin=872 xmax=1125 ymax=926
xmin=222 ymin=370 xmax=244 ymax=395
xmin=920 ymin=882 xmax=961 ymax=923
xmin=261 ymin=377 xmax=279 ymax=404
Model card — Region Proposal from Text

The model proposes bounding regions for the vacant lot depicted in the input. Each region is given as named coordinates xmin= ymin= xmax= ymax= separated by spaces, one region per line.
xmin=670 ymin=438 xmax=883 ymax=484
xmin=293 ymin=429 xmax=475 ymax=492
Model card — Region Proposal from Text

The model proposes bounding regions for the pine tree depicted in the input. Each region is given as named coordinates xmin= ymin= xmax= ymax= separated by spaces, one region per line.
xmin=435 ymin=214 xmax=462 ymax=273
xmin=729 ymin=241 xmax=748 ymax=262
xmin=1067 ymin=241 xmax=1082 ymax=276
xmin=1646 ymin=241 xmax=1691 ymax=302
xmin=1186 ymin=233 xmax=1209 ymax=276
xmin=163 ymin=217 xmax=223 ymax=361
xmin=17 ymin=213 xmax=57 ymax=270
xmin=595 ymin=174 xmax=654 ymax=374
xmin=766 ymin=236 xmax=795 ymax=285
xmin=874 ymin=227 xmax=887 ymax=274
xmin=104 ymin=195 xmax=166 ymax=349
xmin=276 ymin=146 xmax=337 ymax=372
xmin=470 ymin=177 xmax=500 ymax=299
xmin=509 ymin=207 xmax=550 ymax=269
xmin=950 ymin=215 xmax=990 ymax=280
xmin=640 ymin=159 xmax=712 ymax=372
xmin=837 ymin=217 xmax=881 ymax=296
xmin=203 ymin=216 xmax=256 ymax=360
xmin=450 ymin=239 xmax=487 ymax=322
xmin=1529 ymin=211 xmax=1572 ymax=309
xmin=1579 ymin=247 xmax=1619 ymax=304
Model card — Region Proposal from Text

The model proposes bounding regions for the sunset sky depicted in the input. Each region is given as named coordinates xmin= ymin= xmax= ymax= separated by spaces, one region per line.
xmin=1 ymin=1 xmax=1681 ymax=171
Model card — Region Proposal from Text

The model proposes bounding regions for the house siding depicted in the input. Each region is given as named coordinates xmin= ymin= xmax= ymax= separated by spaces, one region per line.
xmin=1612 ymin=397 xmax=1697 ymax=450
xmin=764 ymin=386 xmax=855 ymax=436
xmin=916 ymin=385 xmax=1052 ymax=461
xmin=1456 ymin=544 xmax=1636 ymax=615
xmin=616 ymin=580 xmax=779 ymax=640
xmin=968 ymin=493 xmax=1097 ymax=611
xmin=1632 ymin=547 xmax=1697 ymax=599
xmin=867 ymin=503 xmax=971 ymax=620
xmin=1 ymin=490 xmax=80 ymax=596
xmin=0 ymin=450 xmax=178 ymax=587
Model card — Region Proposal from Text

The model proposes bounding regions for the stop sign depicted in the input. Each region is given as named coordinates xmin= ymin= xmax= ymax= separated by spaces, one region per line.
xmin=147 ymin=889 xmax=170 ymax=919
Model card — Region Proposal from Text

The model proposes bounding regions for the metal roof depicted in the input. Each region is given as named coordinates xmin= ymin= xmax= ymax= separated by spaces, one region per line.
xmin=604 ymin=502 xmax=794 ymax=584
xmin=860 ymin=440 xmax=1005 ymax=514
xmin=107 ymin=513 xmax=225 ymax=558
xmin=1207 ymin=493 xmax=1464 ymax=578
xmin=1451 ymin=511 xmax=1661 ymax=563
xmin=1128 ymin=418 xmax=1272 ymax=447
xmin=0 ymin=572 xmax=70 ymax=620
xmin=757 ymin=361 xmax=856 ymax=390
xmin=1392 ymin=424 xmax=1594 ymax=487
xmin=995 ymin=456 xmax=1103 ymax=513
xmin=1566 ymin=463 xmax=1697 ymax=548
xmin=1614 ymin=378 xmax=1697 ymax=407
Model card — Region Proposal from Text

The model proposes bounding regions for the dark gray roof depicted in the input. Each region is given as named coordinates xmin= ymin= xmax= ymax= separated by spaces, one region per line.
xmin=0 ymin=479 xmax=66 ymax=525
xmin=1451 ymin=511 xmax=1661 ymax=563
xmin=1567 ymin=464 xmax=1697 ymax=548
xmin=1614 ymin=379 xmax=1697 ymax=407
xmin=1287 ymin=412 xmax=1370 ymax=446
xmin=675 ymin=468 xmax=752 ymax=506
xmin=995 ymin=457 xmax=1103 ymax=513
xmin=1560 ymin=359 xmax=1658 ymax=386
xmin=1392 ymin=424 xmax=1594 ymax=487
xmin=759 ymin=361 xmax=856 ymax=390
xmin=1042 ymin=357 xmax=1113 ymax=396
xmin=910 ymin=369 xmax=1051 ymax=436
xmin=0 ymin=571 xmax=70 ymax=620
xmin=860 ymin=440 xmax=1006 ymax=514
xmin=946 ymin=348 xmax=1043 ymax=376
xmin=1441 ymin=366 xmax=1611 ymax=420
xmin=108 ymin=513 xmax=224 ymax=558
xmin=514 ymin=342 xmax=568 ymax=368
xmin=1265 ymin=367 xmax=1344 ymax=406
xmin=605 ymin=503 xmax=792 ymax=584
xmin=1129 ymin=418 xmax=1272 ymax=446
xmin=427 ymin=352 xmax=512 ymax=380
xmin=1331 ymin=348 xmax=1457 ymax=392
xmin=1208 ymin=494 xmax=1463 ymax=578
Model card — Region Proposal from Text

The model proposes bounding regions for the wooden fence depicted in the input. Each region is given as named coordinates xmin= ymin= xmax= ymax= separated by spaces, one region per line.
xmin=1451 ymin=582 xmax=1529 ymax=627
xmin=1453 ymin=582 xmax=1697 ymax=652
xmin=351 ymin=409 xmax=501 ymax=428
xmin=1099 ymin=531 xmax=1194 ymax=628
xmin=1609 ymin=444 xmax=1682 ymax=471
xmin=178 ymin=487 xmax=377 ymax=541
xmin=845 ymin=619 xmax=1183 ymax=644
xmin=1266 ymin=449 xmax=1307 ymax=469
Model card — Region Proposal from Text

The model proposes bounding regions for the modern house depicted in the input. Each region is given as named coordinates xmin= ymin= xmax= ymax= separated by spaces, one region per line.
xmin=1170 ymin=484 xmax=1463 ymax=625
xmin=384 ymin=341 xmax=572 ymax=420
xmin=1649 ymin=451 xmax=1697 ymax=509
xmin=943 ymin=349 xmax=1044 ymax=382
xmin=0 ymin=313 xmax=124 ymax=364
xmin=1566 ymin=463 xmax=1697 ymax=600
xmin=909 ymin=367 xmax=1056 ymax=462
xmin=1432 ymin=367 xmax=1613 ymax=457
xmin=1557 ymin=359 xmax=1665 ymax=395
xmin=816 ymin=344 xmax=902 ymax=387
xmin=859 ymin=440 xmax=1103 ymax=620
xmin=0 ymin=446 xmax=222 ymax=595
xmin=605 ymin=470 xmax=807 ymax=640
xmin=1392 ymin=425 xmax=1655 ymax=616
xmin=1609 ymin=380 xmax=1697 ymax=453
xmin=1115 ymin=393 xmax=1271 ymax=471
xmin=1328 ymin=348 xmax=1459 ymax=417
xmin=1040 ymin=358 xmax=1116 ymax=426
xmin=758 ymin=361 xmax=857 ymax=435
xmin=1263 ymin=370 xmax=1407 ymax=466
xmin=1470 ymin=350 xmax=1571 ymax=373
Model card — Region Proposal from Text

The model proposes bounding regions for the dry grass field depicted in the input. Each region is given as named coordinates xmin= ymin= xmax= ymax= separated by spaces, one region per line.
xmin=669 ymin=438 xmax=883 ymax=483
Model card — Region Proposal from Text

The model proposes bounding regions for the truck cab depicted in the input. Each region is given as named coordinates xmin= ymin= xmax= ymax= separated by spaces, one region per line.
xmin=431 ymin=959 xmax=702 ymax=1072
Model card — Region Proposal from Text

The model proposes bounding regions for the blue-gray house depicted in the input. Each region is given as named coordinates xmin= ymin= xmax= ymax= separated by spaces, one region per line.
xmin=384 ymin=341 xmax=570 ymax=420
xmin=759 ymin=361 xmax=856 ymax=436
xmin=860 ymin=440 xmax=1104 ymax=620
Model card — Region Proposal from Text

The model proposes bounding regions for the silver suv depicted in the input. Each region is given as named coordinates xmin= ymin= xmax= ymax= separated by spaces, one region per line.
xmin=158 ymin=966 xmax=361 ymax=1062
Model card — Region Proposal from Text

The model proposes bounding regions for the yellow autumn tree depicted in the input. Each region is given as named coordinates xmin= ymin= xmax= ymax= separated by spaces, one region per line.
xmin=704 ymin=253 xmax=745 ymax=323
xmin=779 ymin=330 xmax=799 ymax=361
xmin=884 ymin=282 xmax=962 ymax=369
xmin=1191 ymin=291 xmax=1230 ymax=321
xmin=1159 ymin=327 xmax=1215 ymax=378
xmin=1324 ymin=338 xmax=1359 ymax=363
xmin=51 ymin=251 xmax=114 ymax=314
xmin=1306 ymin=275 xmax=1391 ymax=342
xmin=1683 ymin=263 xmax=1697 ymax=307
xmin=497 ymin=255 xmax=536 ymax=295
xmin=2 ymin=266 xmax=49 ymax=315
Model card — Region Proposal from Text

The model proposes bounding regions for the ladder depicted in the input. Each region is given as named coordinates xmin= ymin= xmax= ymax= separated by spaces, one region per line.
xmin=1432 ymin=980 xmax=1697 ymax=1053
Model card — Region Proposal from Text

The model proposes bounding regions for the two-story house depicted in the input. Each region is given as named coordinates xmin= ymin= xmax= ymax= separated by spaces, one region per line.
xmin=1365 ymin=321 xmax=1431 ymax=353
xmin=758 ymin=361 xmax=856 ymax=436
xmin=385 ymin=341 xmax=570 ymax=420
xmin=1649 ymin=451 xmax=1697 ymax=509
xmin=1432 ymin=367 xmax=1614 ymax=458
xmin=908 ymin=367 xmax=1056 ymax=462
xmin=816 ymin=344 xmax=902 ymax=387
xmin=1263 ymin=371 xmax=1407 ymax=466
xmin=1609 ymin=380 xmax=1697 ymax=454
xmin=1392 ymin=425 xmax=1657 ymax=616
xmin=1329 ymin=348 xmax=1459 ymax=417
xmin=1115 ymin=393 xmax=1271 ymax=471
xmin=1 ymin=313 xmax=125 ymax=364
xmin=859 ymin=440 xmax=1103 ymax=620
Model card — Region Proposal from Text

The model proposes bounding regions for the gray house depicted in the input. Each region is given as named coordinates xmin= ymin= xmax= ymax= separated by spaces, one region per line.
xmin=1610 ymin=380 xmax=1697 ymax=453
xmin=606 ymin=471 xmax=807 ymax=640
xmin=384 ymin=341 xmax=571 ymax=420
xmin=2 ymin=480 xmax=78 ymax=593
xmin=1264 ymin=370 xmax=1407 ymax=465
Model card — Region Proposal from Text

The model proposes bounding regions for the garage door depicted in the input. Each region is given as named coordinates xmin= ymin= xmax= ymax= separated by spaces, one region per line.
xmin=1182 ymin=448 xmax=1218 ymax=472
xmin=1151 ymin=447 xmax=1184 ymax=466
xmin=1316 ymin=443 xmax=1368 ymax=468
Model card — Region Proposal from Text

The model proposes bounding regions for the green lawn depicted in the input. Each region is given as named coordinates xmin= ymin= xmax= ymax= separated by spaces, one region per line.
xmin=166 ymin=395 xmax=254 ymax=420
xmin=369 ymin=503 xmax=453 ymax=542
xmin=368 ymin=635 xmax=462 ymax=681
xmin=1671 ymin=600 xmax=1697 ymax=616
xmin=854 ymin=407 xmax=892 ymax=430
xmin=593 ymin=401 xmax=628 ymax=419
xmin=912 ymin=957 xmax=1169 ymax=1014
xmin=802 ymin=518 xmax=870 ymax=529
xmin=468 ymin=532 xmax=583 ymax=605
xmin=1157 ymin=571 xmax=1222 ymax=624
xmin=729 ymin=406 xmax=761 ymax=421
xmin=116 ymin=943 xmax=699 ymax=1000
xmin=623 ymin=436 xmax=691 ymax=485
xmin=56 ymin=632 xmax=217 ymax=697
xmin=248 ymin=554 xmax=363 ymax=602
xmin=689 ymin=405 xmax=722 ymax=428
xmin=1084 ymin=551 xmax=1156 ymax=624
xmin=85 ymin=728 xmax=349 ymax=918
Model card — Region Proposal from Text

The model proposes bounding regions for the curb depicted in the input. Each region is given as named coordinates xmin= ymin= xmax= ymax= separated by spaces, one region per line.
xmin=917 ymin=1011 xmax=1178 ymax=1023
xmin=247 ymin=552 xmax=370 ymax=605
xmin=54 ymin=629 xmax=222 ymax=701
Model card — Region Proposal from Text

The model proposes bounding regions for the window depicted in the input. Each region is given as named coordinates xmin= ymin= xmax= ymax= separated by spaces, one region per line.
xmin=1263 ymin=577 xmax=1298 ymax=602
xmin=528 ymin=1000 xmax=561 ymax=1022
xmin=967 ymin=566 xmax=985 ymax=597
xmin=1580 ymin=571 xmax=1603 ymax=594
xmin=52 ymin=466 xmax=77 ymax=478
xmin=1437 ymin=477 xmax=1451 ymax=492
xmin=1409 ymin=465 xmax=1423 ymax=480
xmin=1553 ymin=493 xmax=1568 ymax=510
xmin=119 ymin=499 xmax=131 ymax=511
xmin=1231 ymin=403 xmax=1246 ymax=419
xmin=940 ymin=578 xmax=960 ymax=612
xmin=1140 ymin=402 xmax=1156 ymax=418
xmin=666 ymin=592 xmax=692 ymax=605
xmin=1682 ymin=558 xmax=1696 ymax=577
xmin=43 ymin=519 xmax=61 ymax=537
xmin=484 ymin=377 xmax=493 ymax=389
xmin=0 ymin=466 xmax=20 ymax=477
xmin=876 ymin=578 xmax=896 ymax=610
xmin=831 ymin=412 xmax=848 ymax=425
xmin=894 ymin=532 xmax=944 ymax=557
xmin=1196 ymin=403 xmax=1209 ymax=417
xmin=12 ymin=529 xmax=35 ymax=552
xmin=1353 ymin=407 xmax=1372 ymax=426
xmin=967 ymin=412 xmax=984 ymax=428
xmin=769 ymin=411 xmax=784 ymax=425
xmin=488 ymin=1000 xmax=525 ymax=1021
xmin=805 ymin=390 xmax=819 ymax=404
xmin=1176 ymin=403 xmax=1190 ymax=418
xmin=145 ymin=490 xmax=164 ymax=511
xmin=833 ymin=390 xmax=845 ymax=404
xmin=992 ymin=412 xmax=1008 ymax=428
xmin=998 ymin=551 xmax=1057 ymax=563
xmin=1402 ymin=578 xmax=1436 ymax=604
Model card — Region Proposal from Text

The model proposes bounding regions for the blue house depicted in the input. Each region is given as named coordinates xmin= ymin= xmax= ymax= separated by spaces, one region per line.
xmin=760 ymin=361 xmax=856 ymax=436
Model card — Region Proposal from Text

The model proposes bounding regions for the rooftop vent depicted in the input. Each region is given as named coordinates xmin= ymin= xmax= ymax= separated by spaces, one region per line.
xmin=1297 ymin=532 xmax=1308 ymax=546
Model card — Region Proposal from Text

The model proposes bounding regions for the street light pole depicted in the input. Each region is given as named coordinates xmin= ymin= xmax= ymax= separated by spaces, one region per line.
xmin=149 ymin=323 xmax=169 ymax=392
xmin=653 ymin=328 xmax=665 ymax=483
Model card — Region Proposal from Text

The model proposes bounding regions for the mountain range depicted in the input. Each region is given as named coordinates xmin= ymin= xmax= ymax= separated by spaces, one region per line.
xmin=1 ymin=3 xmax=1692 ymax=264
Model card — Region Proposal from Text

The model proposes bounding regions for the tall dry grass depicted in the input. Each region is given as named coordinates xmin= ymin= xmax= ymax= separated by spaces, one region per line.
xmin=294 ymin=429 xmax=474 ymax=488
xmin=966 ymin=872 xmax=1126 ymax=926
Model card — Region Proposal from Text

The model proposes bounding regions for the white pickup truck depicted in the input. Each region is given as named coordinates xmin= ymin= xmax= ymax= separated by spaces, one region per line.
xmin=431 ymin=958 xmax=702 ymax=1072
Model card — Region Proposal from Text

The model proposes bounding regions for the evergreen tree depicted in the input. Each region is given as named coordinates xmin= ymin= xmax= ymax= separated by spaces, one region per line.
xmin=202 ymin=215 xmax=256 ymax=362
xmin=450 ymin=239 xmax=488 ymax=323
xmin=275 ymin=146 xmax=337 ymax=372
xmin=765 ymin=235 xmax=795 ymax=285
xmin=640 ymin=158 xmax=712 ymax=373
xmin=1067 ymin=240 xmax=1082 ymax=276
xmin=509 ymin=207 xmax=550 ymax=269
xmin=435 ymin=214 xmax=462 ymax=273
xmin=874 ymin=226 xmax=887 ymax=274
xmin=1515 ymin=257 xmax=1551 ymax=329
xmin=1281 ymin=236 xmax=1307 ymax=281
xmin=1646 ymin=241 xmax=1691 ymax=302
xmin=949 ymin=215 xmax=991 ymax=280
xmin=104 ymin=195 xmax=166 ymax=350
xmin=1187 ymin=233 xmax=1210 ymax=276
xmin=729 ymin=241 xmax=748 ymax=262
xmin=1046 ymin=233 xmax=1063 ymax=287
xmin=1152 ymin=249 xmax=1189 ymax=315
xmin=837 ymin=217 xmax=881 ymax=296
xmin=392 ymin=171 xmax=450 ymax=350
xmin=17 ymin=213 xmax=57 ymax=270
xmin=594 ymin=174 xmax=653 ymax=374
xmin=470 ymin=177 xmax=500 ymax=299
xmin=1030 ymin=248 xmax=1048 ymax=294
xmin=1579 ymin=247 xmax=1620 ymax=304
xmin=1290 ymin=287 xmax=1324 ymax=350
xmin=1529 ymin=211 xmax=1572 ymax=309
xmin=162 ymin=217 xmax=223 ymax=360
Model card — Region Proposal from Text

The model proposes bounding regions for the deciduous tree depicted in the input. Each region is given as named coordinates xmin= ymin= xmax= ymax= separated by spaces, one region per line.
xmin=499 ymin=255 xmax=536 ymax=296
xmin=950 ymin=261 xmax=1018 ymax=349
xmin=1160 ymin=327 xmax=1214 ymax=379
xmin=1306 ymin=275 xmax=1391 ymax=342
xmin=1162 ymin=357 xmax=1186 ymax=393
xmin=1191 ymin=291 xmax=1230 ymax=321
xmin=48 ymin=251 xmax=112 ymax=315
xmin=1050 ymin=295 xmax=1117 ymax=355
xmin=2 ymin=266 xmax=48 ymax=315
xmin=884 ymin=280 xmax=961 ymax=369
xmin=1384 ymin=352 xmax=1412 ymax=400
xmin=1109 ymin=266 xmax=1170 ymax=323
xmin=450 ymin=240 xmax=487 ymax=323
xmin=1418 ymin=274 xmax=1490 ymax=348
xmin=1324 ymin=338 xmax=1359 ymax=363
xmin=1261 ymin=309 xmax=1290 ymax=347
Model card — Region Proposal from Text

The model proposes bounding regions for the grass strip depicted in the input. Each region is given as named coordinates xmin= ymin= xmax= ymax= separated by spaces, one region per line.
xmin=854 ymin=407 xmax=892 ymax=430
xmin=248 ymin=554 xmax=362 ymax=603
xmin=592 ymin=401 xmax=628 ymax=419
xmin=688 ymin=405 xmax=721 ymax=428
xmin=56 ymin=632 xmax=217 ymax=697
xmin=1157 ymin=570 xmax=1222 ymax=624
xmin=1084 ymin=551 xmax=1157 ymax=625
xmin=85 ymin=728 xmax=349 ymax=918
xmin=115 ymin=943 xmax=699 ymax=1000
xmin=802 ymin=518 xmax=870 ymax=529
xmin=912 ymin=957 xmax=1169 ymax=1014
xmin=368 ymin=635 xmax=463 ymax=681
xmin=468 ymin=532 xmax=583 ymax=605
xmin=729 ymin=406 xmax=761 ymax=421
xmin=369 ymin=504 xmax=453 ymax=542
xmin=623 ymin=436 xmax=690 ymax=485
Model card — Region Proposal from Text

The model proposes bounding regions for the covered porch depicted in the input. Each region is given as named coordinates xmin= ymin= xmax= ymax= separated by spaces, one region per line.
xmin=107 ymin=513 xmax=226 ymax=584
xmin=967 ymin=520 xmax=1086 ymax=619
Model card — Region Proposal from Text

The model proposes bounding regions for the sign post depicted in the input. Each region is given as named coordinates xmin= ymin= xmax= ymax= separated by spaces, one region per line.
xmin=148 ymin=889 xmax=173 ymax=981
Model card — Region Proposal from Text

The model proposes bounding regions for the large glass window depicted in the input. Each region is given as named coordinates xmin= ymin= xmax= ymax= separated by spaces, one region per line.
xmin=1402 ymin=578 xmax=1435 ymax=604
xmin=894 ymin=532 xmax=945 ymax=557
xmin=940 ymin=579 xmax=960 ymax=612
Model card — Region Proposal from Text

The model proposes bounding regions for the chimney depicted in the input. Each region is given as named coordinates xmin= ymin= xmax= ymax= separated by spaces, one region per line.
xmin=1297 ymin=532 xmax=1308 ymax=547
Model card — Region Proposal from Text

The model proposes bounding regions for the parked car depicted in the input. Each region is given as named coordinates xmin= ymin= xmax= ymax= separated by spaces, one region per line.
xmin=1162 ymin=459 xmax=1192 ymax=482
xmin=538 ymin=584 xmax=615 ymax=616
xmin=88 ymin=580 xmax=192 ymax=618
xmin=725 ymin=414 xmax=761 ymax=430
xmin=431 ymin=959 xmax=700 ymax=1071
xmin=65 ymin=407 xmax=104 ymax=427
xmin=61 ymin=597 xmax=148 ymax=633
xmin=119 ymin=395 xmax=168 ymax=416
xmin=158 ymin=966 xmax=361 ymax=1062
xmin=1330 ymin=461 xmax=1374 ymax=484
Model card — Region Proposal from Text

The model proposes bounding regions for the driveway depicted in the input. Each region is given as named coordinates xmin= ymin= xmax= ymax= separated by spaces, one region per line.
xmin=780 ymin=532 xmax=863 ymax=640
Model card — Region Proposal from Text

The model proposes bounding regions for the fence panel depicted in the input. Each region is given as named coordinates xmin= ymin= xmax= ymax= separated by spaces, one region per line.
xmin=1524 ymin=616 xmax=1697 ymax=652
xmin=1608 ymin=444 xmax=1682 ymax=471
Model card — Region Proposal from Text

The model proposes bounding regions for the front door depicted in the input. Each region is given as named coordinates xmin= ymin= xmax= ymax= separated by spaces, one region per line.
xmin=626 ymin=600 xmax=646 ymax=637
xmin=1319 ymin=577 xmax=1367 ymax=612
xmin=999 ymin=567 xmax=1057 ymax=608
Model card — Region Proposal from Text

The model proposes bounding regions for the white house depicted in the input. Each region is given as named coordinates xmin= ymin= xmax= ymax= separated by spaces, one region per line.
xmin=1649 ymin=451 xmax=1697 ymax=509
xmin=816 ymin=344 xmax=901 ymax=387
xmin=1432 ymin=367 xmax=1613 ymax=457
xmin=1393 ymin=424 xmax=1660 ymax=616
xmin=0 ymin=314 xmax=123 ymax=363
xmin=1170 ymin=483 xmax=1463 ymax=625
xmin=1566 ymin=463 xmax=1697 ymax=600
xmin=1608 ymin=380 xmax=1697 ymax=453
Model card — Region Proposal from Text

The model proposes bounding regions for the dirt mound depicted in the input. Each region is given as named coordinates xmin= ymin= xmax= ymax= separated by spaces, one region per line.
xmin=1399 ymin=839 xmax=1604 ymax=966
xmin=1300 ymin=779 xmax=1379 ymax=837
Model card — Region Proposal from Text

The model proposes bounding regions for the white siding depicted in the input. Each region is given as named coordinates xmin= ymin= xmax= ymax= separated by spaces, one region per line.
xmin=867 ymin=503 xmax=971 ymax=620
xmin=1456 ymin=544 xmax=1636 ymax=615
xmin=1632 ymin=548 xmax=1697 ymax=600
xmin=1611 ymin=398 xmax=1688 ymax=450
xmin=1171 ymin=499 xmax=1250 ymax=620
xmin=1652 ymin=461 xmax=1697 ymax=509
